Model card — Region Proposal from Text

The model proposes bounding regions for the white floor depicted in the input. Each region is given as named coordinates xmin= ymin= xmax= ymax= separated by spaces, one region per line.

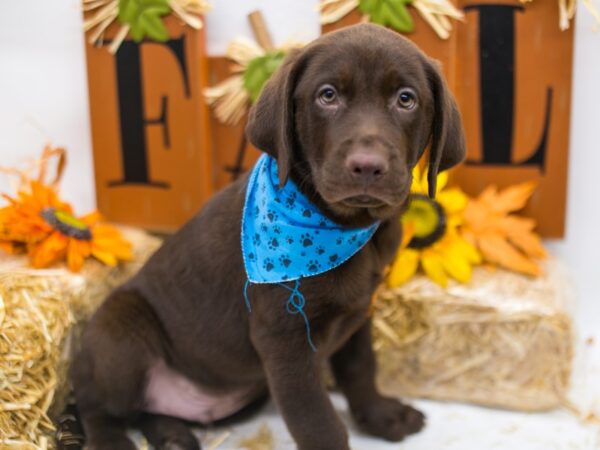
xmin=130 ymin=294 xmax=600 ymax=450
xmin=193 ymin=394 xmax=599 ymax=450
xmin=185 ymin=284 xmax=600 ymax=450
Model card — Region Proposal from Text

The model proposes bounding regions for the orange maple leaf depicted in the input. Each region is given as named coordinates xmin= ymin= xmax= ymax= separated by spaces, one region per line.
xmin=461 ymin=181 xmax=546 ymax=276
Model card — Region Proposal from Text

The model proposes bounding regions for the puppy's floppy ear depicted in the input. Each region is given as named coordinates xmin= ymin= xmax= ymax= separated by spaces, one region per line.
xmin=246 ymin=49 xmax=304 ymax=186
xmin=425 ymin=58 xmax=466 ymax=198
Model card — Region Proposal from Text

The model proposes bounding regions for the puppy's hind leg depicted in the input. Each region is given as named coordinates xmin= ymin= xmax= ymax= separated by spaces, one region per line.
xmin=138 ymin=414 xmax=200 ymax=450
xmin=72 ymin=290 xmax=165 ymax=450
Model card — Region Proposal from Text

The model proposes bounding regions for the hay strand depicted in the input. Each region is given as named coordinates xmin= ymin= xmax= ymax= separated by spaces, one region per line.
xmin=238 ymin=424 xmax=274 ymax=450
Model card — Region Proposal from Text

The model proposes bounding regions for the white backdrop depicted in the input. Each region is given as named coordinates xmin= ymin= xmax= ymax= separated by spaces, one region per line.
xmin=0 ymin=1 xmax=598 ymax=331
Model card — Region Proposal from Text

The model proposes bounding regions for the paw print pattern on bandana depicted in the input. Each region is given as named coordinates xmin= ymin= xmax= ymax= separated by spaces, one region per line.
xmin=285 ymin=192 xmax=297 ymax=209
xmin=266 ymin=209 xmax=278 ymax=223
xmin=241 ymin=155 xmax=380 ymax=283
xmin=267 ymin=237 xmax=279 ymax=250
xmin=301 ymin=233 xmax=313 ymax=247
xmin=263 ymin=258 xmax=275 ymax=272
xmin=307 ymin=260 xmax=321 ymax=273
xmin=279 ymin=255 xmax=292 ymax=268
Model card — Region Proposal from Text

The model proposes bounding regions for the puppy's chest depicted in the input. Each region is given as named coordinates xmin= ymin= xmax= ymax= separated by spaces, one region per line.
xmin=308 ymin=253 xmax=382 ymax=350
xmin=317 ymin=306 xmax=369 ymax=355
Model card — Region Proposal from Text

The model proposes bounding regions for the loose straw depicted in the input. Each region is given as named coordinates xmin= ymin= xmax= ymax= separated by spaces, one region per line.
xmin=83 ymin=0 xmax=211 ymax=54
xmin=412 ymin=0 xmax=464 ymax=40
xmin=318 ymin=0 xmax=464 ymax=40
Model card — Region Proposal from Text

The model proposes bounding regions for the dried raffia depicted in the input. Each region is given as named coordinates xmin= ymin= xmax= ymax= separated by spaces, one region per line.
xmin=203 ymin=38 xmax=265 ymax=126
xmin=321 ymin=0 xmax=599 ymax=35
xmin=411 ymin=0 xmax=464 ymax=40
xmin=319 ymin=0 xmax=360 ymax=24
xmin=519 ymin=0 xmax=600 ymax=30
xmin=318 ymin=0 xmax=464 ymax=39
xmin=373 ymin=257 xmax=574 ymax=411
xmin=203 ymin=37 xmax=304 ymax=126
xmin=0 ymin=228 xmax=161 ymax=448
xmin=83 ymin=0 xmax=211 ymax=54
xmin=583 ymin=0 xmax=600 ymax=30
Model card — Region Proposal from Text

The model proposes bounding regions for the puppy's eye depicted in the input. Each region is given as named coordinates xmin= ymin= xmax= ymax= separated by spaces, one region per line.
xmin=396 ymin=89 xmax=417 ymax=110
xmin=317 ymin=85 xmax=338 ymax=106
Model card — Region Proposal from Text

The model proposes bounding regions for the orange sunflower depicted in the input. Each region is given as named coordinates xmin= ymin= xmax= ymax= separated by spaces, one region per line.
xmin=0 ymin=180 xmax=132 ymax=272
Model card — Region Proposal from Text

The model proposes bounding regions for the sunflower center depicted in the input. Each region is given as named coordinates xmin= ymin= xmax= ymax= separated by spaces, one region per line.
xmin=41 ymin=207 xmax=92 ymax=241
xmin=402 ymin=193 xmax=447 ymax=249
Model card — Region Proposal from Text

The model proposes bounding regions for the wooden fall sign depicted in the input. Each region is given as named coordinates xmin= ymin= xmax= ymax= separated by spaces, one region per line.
xmin=206 ymin=11 xmax=273 ymax=191
xmin=207 ymin=58 xmax=261 ymax=191
xmin=85 ymin=16 xmax=213 ymax=231
xmin=323 ymin=1 xmax=574 ymax=237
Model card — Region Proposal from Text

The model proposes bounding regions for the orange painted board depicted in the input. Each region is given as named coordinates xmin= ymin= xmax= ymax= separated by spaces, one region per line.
xmin=85 ymin=16 xmax=213 ymax=232
xmin=207 ymin=57 xmax=262 ymax=191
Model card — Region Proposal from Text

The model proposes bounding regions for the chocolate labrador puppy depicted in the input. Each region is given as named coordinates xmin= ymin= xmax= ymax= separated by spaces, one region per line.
xmin=72 ymin=23 xmax=465 ymax=450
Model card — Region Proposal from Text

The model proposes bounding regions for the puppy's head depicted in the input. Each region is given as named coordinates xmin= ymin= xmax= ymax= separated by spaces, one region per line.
xmin=246 ymin=23 xmax=466 ymax=225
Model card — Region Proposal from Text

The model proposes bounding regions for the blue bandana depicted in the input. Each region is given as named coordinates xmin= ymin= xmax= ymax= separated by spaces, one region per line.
xmin=241 ymin=155 xmax=380 ymax=351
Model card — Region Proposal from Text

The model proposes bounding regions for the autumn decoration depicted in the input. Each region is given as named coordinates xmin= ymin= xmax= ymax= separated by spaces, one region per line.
xmin=461 ymin=182 xmax=546 ymax=276
xmin=82 ymin=0 xmax=211 ymax=54
xmin=203 ymin=11 xmax=304 ymax=126
xmin=320 ymin=0 xmax=600 ymax=37
xmin=388 ymin=166 xmax=546 ymax=287
xmin=319 ymin=0 xmax=465 ymax=39
xmin=518 ymin=0 xmax=600 ymax=31
xmin=388 ymin=166 xmax=481 ymax=287
xmin=0 ymin=146 xmax=132 ymax=272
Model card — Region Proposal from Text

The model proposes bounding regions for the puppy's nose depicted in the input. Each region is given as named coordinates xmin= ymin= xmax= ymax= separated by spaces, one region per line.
xmin=346 ymin=152 xmax=389 ymax=184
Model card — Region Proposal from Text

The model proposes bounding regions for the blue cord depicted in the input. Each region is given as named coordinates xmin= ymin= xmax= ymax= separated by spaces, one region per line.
xmin=243 ymin=279 xmax=317 ymax=352
xmin=278 ymin=279 xmax=317 ymax=353
xmin=243 ymin=279 xmax=252 ymax=312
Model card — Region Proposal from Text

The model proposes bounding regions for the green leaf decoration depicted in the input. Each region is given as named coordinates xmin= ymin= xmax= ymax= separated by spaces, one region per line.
xmin=243 ymin=51 xmax=286 ymax=103
xmin=118 ymin=0 xmax=171 ymax=43
xmin=359 ymin=0 xmax=414 ymax=33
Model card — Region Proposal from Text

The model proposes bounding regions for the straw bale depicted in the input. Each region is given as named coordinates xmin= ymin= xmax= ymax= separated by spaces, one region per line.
xmin=373 ymin=257 xmax=574 ymax=411
xmin=0 ymin=227 xmax=161 ymax=449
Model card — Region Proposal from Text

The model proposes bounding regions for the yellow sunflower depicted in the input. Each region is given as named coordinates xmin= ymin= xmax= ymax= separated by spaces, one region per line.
xmin=388 ymin=166 xmax=481 ymax=287
xmin=0 ymin=180 xmax=132 ymax=272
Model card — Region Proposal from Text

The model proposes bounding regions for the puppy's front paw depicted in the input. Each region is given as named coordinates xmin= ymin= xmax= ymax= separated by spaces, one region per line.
xmin=159 ymin=440 xmax=200 ymax=450
xmin=352 ymin=397 xmax=425 ymax=442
